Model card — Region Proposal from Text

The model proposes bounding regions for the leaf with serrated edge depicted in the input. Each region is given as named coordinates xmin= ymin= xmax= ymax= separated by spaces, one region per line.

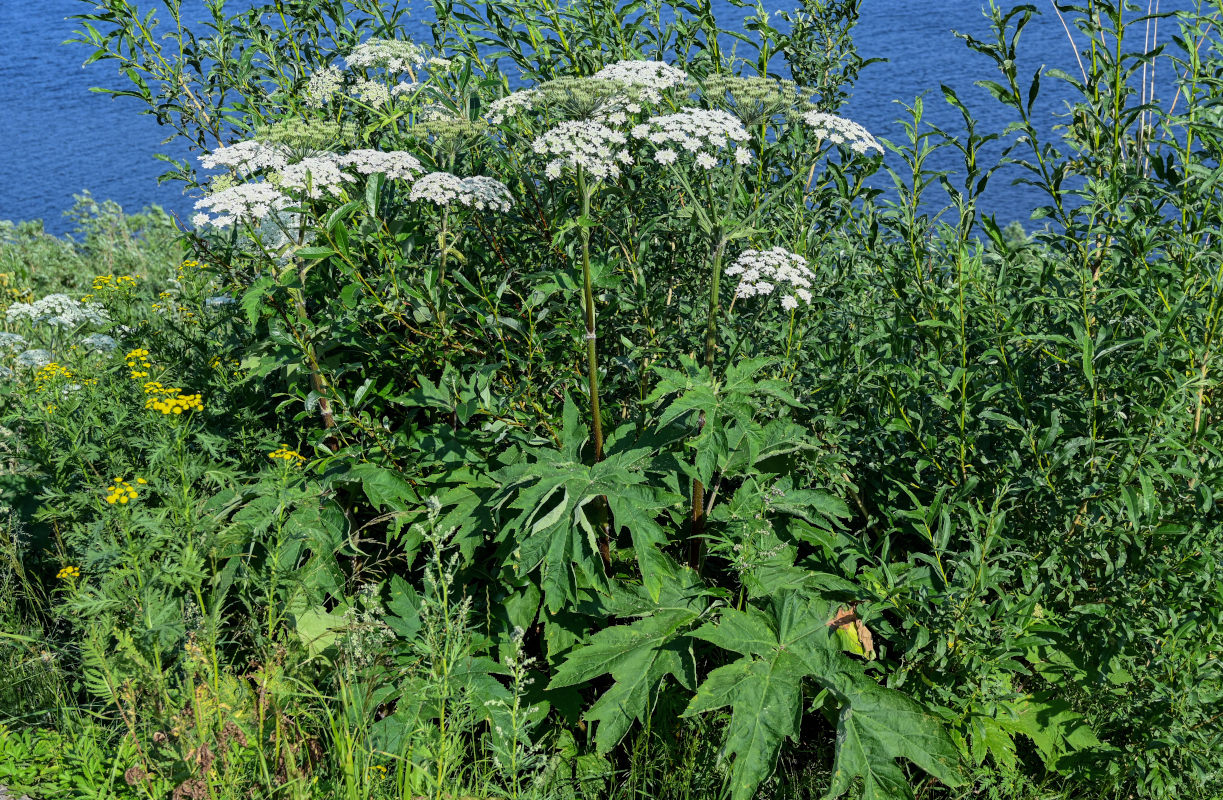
xmin=550 ymin=608 xmax=699 ymax=752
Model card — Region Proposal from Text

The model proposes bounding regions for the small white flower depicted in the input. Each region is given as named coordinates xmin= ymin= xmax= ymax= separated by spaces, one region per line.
xmin=781 ymin=295 xmax=798 ymax=311
xmin=654 ymin=148 xmax=677 ymax=165
xmin=695 ymin=152 xmax=717 ymax=169
xmin=734 ymin=147 xmax=753 ymax=165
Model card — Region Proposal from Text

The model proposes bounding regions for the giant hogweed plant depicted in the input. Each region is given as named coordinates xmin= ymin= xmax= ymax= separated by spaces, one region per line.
xmin=64 ymin=0 xmax=1223 ymax=798
xmin=71 ymin=2 xmax=967 ymax=798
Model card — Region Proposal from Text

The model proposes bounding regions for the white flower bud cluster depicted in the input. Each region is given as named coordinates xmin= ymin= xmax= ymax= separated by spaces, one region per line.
xmin=532 ymin=121 xmax=632 ymax=181
xmin=339 ymin=149 xmax=425 ymax=181
xmin=304 ymin=65 xmax=345 ymax=108
xmin=273 ymin=155 xmax=353 ymax=199
xmin=408 ymin=172 xmax=514 ymax=212
xmin=199 ymin=140 xmax=290 ymax=175
xmin=726 ymin=247 xmax=815 ymax=310
xmin=193 ymin=184 xmax=292 ymax=228
xmin=592 ymin=60 xmax=688 ymax=102
xmin=801 ymin=111 xmax=882 ymax=155
xmin=630 ymin=108 xmax=751 ymax=169
xmin=485 ymin=90 xmax=541 ymax=125
xmin=6 ymin=294 xmax=109 ymax=328
xmin=344 ymin=38 xmax=427 ymax=74
xmin=353 ymin=78 xmax=392 ymax=107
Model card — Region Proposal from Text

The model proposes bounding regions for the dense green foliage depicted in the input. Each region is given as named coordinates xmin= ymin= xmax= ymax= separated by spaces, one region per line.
xmin=2 ymin=0 xmax=1222 ymax=798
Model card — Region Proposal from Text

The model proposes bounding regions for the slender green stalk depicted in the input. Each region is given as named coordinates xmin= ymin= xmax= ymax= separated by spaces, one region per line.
xmin=577 ymin=167 xmax=605 ymax=463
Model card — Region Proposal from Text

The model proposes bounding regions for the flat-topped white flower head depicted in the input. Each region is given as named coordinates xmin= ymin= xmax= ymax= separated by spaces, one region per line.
xmin=726 ymin=247 xmax=815 ymax=310
xmin=200 ymin=140 xmax=290 ymax=175
xmin=305 ymin=65 xmax=345 ymax=108
xmin=0 ymin=332 xmax=27 ymax=352
xmin=193 ymin=184 xmax=292 ymax=228
xmin=352 ymin=78 xmax=391 ymax=107
xmin=344 ymin=38 xmax=427 ymax=74
xmin=274 ymin=155 xmax=353 ymax=199
xmin=6 ymin=294 xmax=109 ymax=328
xmin=485 ymin=90 xmax=541 ymax=125
xmin=339 ymin=150 xmax=426 ymax=181
xmin=409 ymin=172 xmax=514 ymax=212
xmin=802 ymin=111 xmax=882 ymax=155
xmin=630 ymin=108 xmax=751 ymax=169
xmin=532 ymin=120 xmax=631 ymax=181
xmin=592 ymin=60 xmax=688 ymax=102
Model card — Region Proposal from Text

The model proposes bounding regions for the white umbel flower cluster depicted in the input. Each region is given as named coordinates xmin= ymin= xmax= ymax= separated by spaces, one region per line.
xmin=726 ymin=247 xmax=815 ymax=310
xmin=630 ymin=108 xmax=751 ymax=169
xmin=6 ymin=294 xmax=109 ymax=328
xmin=339 ymin=149 xmax=425 ymax=181
xmin=344 ymin=38 xmax=427 ymax=73
xmin=15 ymin=349 xmax=52 ymax=369
xmin=200 ymin=140 xmax=290 ymax=175
xmin=0 ymin=332 xmax=27 ymax=352
xmin=352 ymin=78 xmax=392 ymax=107
xmin=304 ymin=65 xmax=345 ymax=108
xmin=275 ymin=155 xmax=353 ymax=198
xmin=193 ymin=184 xmax=292 ymax=228
xmin=592 ymin=60 xmax=688 ymax=102
xmin=532 ymin=121 xmax=632 ymax=181
xmin=485 ymin=90 xmax=541 ymax=125
xmin=802 ymin=112 xmax=882 ymax=155
xmin=408 ymin=172 xmax=514 ymax=212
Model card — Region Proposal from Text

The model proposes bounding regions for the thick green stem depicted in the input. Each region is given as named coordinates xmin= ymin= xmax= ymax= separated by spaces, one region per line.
xmin=577 ymin=168 xmax=612 ymax=570
xmin=578 ymin=168 xmax=605 ymax=462
xmin=688 ymin=231 xmax=726 ymax=569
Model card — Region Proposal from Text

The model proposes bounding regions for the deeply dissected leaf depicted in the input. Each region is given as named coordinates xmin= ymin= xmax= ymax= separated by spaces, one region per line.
xmin=550 ymin=607 xmax=701 ymax=753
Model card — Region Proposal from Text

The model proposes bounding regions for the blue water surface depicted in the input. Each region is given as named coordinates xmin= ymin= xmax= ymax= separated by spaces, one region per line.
xmin=0 ymin=0 xmax=1194 ymax=234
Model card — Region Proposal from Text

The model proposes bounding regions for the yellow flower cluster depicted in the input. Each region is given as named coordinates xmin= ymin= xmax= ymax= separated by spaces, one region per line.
xmin=91 ymin=274 xmax=138 ymax=294
xmin=177 ymin=259 xmax=206 ymax=275
xmin=105 ymin=476 xmax=145 ymax=504
xmin=145 ymin=389 xmax=204 ymax=415
xmin=56 ymin=565 xmax=81 ymax=580
xmin=126 ymin=348 xmax=153 ymax=379
xmin=268 ymin=445 xmax=306 ymax=463
xmin=152 ymin=292 xmax=199 ymax=324
xmin=4 ymin=286 xmax=32 ymax=307
xmin=34 ymin=362 xmax=73 ymax=389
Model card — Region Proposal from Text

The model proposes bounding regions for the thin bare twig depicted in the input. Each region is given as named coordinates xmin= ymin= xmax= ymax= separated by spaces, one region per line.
xmin=1050 ymin=0 xmax=1089 ymax=85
